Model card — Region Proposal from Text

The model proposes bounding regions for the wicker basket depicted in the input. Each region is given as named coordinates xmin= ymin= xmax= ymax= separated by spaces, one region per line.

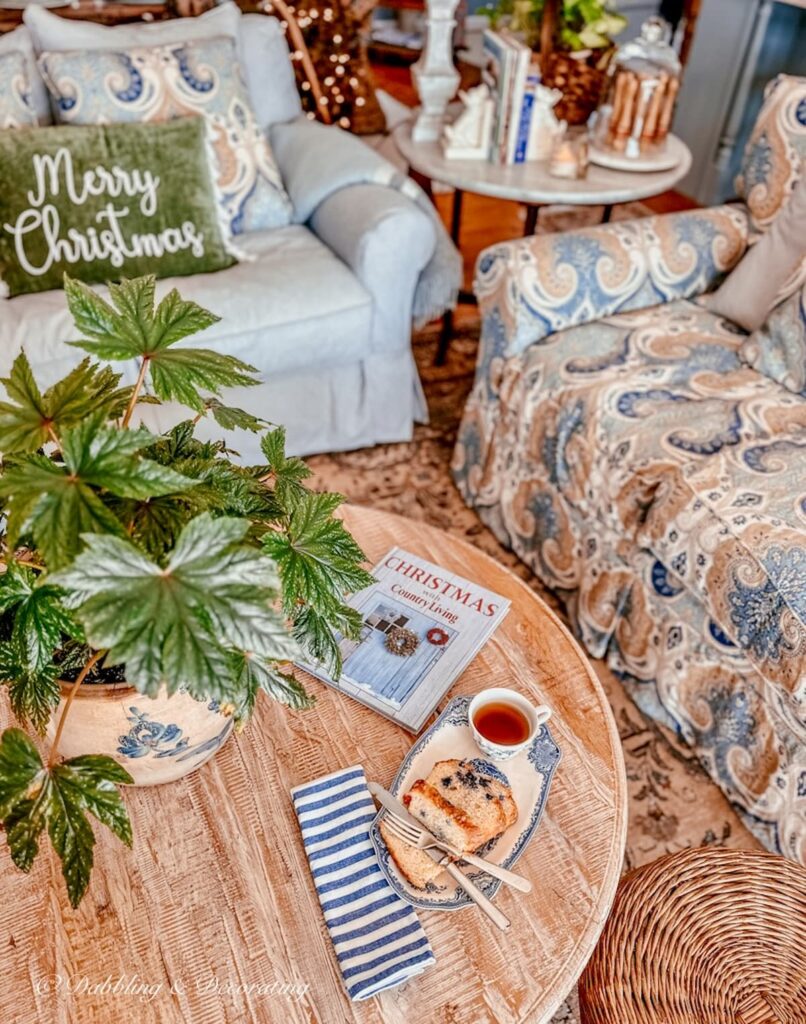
xmin=578 ymin=847 xmax=806 ymax=1024
xmin=540 ymin=51 xmax=607 ymax=126
xmin=538 ymin=0 xmax=610 ymax=125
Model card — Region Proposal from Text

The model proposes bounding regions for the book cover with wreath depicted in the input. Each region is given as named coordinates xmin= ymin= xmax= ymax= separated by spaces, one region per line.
xmin=296 ymin=548 xmax=510 ymax=732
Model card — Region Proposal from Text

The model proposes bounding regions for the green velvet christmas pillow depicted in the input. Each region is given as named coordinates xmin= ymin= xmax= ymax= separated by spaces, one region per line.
xmin=0 ymin=117 xmax=237 ymax=298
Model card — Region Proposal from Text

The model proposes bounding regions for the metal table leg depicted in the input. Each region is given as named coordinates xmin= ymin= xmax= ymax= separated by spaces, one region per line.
xmin=450 ymin=187 xmax=464 ymax=244
xmin=523 ymin=204 xmax=540 ymax=235
xmin=436 ymin=188 xmax=465 ymax=366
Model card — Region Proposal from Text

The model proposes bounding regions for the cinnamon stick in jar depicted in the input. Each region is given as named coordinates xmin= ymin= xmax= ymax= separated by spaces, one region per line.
xmin=641 ymin=71 xmax=667 ymax=146
xmin=629 ymin=75 xmax=656 ymax=155
xmin=607 ymin=70 xmax=629 ymax=147
xmin=656 ymin=75 xmax=680 ymax=143
xmin=612 ymin=71 xmax=639 ymax=151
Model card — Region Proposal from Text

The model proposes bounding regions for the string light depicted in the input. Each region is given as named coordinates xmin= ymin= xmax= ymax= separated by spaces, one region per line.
xmin=272 ymin=2 xmax=369 ymax=131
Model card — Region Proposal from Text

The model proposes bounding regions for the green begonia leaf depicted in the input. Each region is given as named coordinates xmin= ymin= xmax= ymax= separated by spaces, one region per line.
xmin=65 ymin=277 xmax=260 ymax=413
xmin=51 ymin=513 xmax=299 ymax=701
xmin=291 ymin=601 xmax=364 ymax=678
xmin=0 ymin=418 xmax=198 ymax=567
xmin=0 ymin=562 xmax=78 ymax=666
xmin=204 ymin=397 xmax=267 ymax=434
xmin=232 ymin=653 xmax=314 ymax=726
xmin=0 ymin=729 xmax=133 ymax=907
xmin=0 ymin=353 xmax=130 ymax=454
xmin=0 ymin=643 xmax=61 ymax=734
xmin=263 ymin=490 xmax=375 ymax=615
xmin=259 ymin=426 xmax=312 ymax=503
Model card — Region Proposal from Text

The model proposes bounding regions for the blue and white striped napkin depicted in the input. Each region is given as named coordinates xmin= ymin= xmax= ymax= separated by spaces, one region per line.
xmin=291 ymin=765 xmax=436 ymax=1000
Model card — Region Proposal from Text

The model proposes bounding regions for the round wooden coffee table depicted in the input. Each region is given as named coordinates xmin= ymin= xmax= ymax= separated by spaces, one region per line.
xmin=0 ymin=506 xmax=627 ymax=1024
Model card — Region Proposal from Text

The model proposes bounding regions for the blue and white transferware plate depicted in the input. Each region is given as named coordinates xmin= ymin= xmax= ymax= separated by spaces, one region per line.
xmin=369 ymin=695 xmax=561 ymax=910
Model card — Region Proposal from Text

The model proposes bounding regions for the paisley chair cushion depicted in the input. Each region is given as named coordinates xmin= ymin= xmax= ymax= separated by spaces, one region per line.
xmin=639 ymin=437 xmax=806 ymax=701
xmin=742 ymin=278 xmax=806 ymax=398
xmin=453 ymin=294 xmax=806 ymax=861
xmin=474 ymin=205 xmax=749 ymax=357
xmin=39 ymin=36 xmax=293 ymax=236
xmin=735 ymin=74 xmax=806 ymax=232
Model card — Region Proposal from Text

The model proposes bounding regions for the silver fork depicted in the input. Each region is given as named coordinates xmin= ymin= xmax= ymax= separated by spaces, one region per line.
xmin=383 ymin=812 xmax=510 ymax=930
xmin=382 ymin=810 xmax=532 ymax=893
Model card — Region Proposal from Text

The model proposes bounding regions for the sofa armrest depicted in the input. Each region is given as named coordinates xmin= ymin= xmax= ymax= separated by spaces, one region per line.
xmin=310 ymin=183 xmax=436 ymax=353
xmin=270 ymin=116 xmax=394 ymax=223
xmin=269 ymin=116 xmax=437 ymax=352
xmin=475 ymin=204 xmax=751 ymax=357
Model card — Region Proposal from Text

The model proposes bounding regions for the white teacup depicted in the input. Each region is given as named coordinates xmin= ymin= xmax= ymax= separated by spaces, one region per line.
xmin=468 ymin=687 xmax=552 ymax=762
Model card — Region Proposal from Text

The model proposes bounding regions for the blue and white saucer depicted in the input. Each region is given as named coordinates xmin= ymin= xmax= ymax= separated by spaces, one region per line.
xmin=370 ymin=695 xmax=561 ymax=911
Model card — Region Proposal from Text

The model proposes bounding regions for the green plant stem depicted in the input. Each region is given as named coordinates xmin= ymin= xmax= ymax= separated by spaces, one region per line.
xmin=17 ymin=556 xmax=46 ymax=572
xmin=0 ymin=555 xmax=46 ymax=572
xmin=47 ymin=649 xmax=105 ymax=768
xmin=121 ymin=357 xmax=150 ymax=429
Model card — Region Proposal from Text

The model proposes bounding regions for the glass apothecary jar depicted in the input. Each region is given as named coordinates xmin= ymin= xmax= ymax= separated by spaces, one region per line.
xmin=591 ymin=16 xmax=681 ymax=159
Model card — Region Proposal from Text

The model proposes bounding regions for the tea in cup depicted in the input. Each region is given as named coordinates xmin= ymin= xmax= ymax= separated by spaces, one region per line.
xmin=468 ymin=688 xmax=551 ymax=761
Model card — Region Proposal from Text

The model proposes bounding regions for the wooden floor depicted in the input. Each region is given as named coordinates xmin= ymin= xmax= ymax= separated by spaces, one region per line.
xmin=370 ymin=58 xmax=699 ymax=285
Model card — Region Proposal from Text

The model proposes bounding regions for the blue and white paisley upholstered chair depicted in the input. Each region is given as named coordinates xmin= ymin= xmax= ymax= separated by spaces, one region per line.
xmin=453 ymin=75 xmax=806 ymax=865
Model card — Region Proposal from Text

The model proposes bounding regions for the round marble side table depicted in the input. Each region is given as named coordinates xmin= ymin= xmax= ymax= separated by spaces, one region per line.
xmin=393 ymin=119 xmax=693 ymax=363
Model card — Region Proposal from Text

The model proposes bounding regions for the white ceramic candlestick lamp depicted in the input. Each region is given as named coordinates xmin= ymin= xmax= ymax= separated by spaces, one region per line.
xmin=412 ymin=0 xmax=461 ymax=142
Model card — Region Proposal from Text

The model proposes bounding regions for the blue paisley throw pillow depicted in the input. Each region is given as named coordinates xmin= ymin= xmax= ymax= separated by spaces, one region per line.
xmin=39 ymin=36 xmax=292 ymax=235
xmin=0 ymin=50 xmax=39 ymax=129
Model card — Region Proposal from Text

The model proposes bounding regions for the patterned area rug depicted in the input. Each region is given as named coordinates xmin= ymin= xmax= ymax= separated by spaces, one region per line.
xmin=307 ymin=204 xmax=762 ymax=1021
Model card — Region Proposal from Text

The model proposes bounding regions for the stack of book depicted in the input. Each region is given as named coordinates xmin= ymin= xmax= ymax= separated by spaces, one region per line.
xmin=482 ymin=28 xmax=543 ymax=165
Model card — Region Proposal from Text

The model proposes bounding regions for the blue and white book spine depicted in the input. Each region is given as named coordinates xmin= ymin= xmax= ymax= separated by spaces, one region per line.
xmin=514 ymin=72 xmax=541 ymax=163
xmin=502 ymin=34 xmax=530 ymax=164
xmin=481 ymin=29 xmax=514 ymax=163
xmin=514 ymin=89 xmax=535 ymax=164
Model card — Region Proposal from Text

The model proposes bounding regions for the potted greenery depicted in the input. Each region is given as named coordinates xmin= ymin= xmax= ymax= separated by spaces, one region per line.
xmin=0 ymin=275 xmax=374 ymax=908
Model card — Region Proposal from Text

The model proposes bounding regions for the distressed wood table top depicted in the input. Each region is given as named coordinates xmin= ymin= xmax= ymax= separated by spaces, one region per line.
xmin=0 ymin=505 xmax=627 ymax=1024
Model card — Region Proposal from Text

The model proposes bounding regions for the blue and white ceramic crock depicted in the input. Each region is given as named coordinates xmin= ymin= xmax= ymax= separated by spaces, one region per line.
xmin=46 ymin=680 xmax=234 ymax=786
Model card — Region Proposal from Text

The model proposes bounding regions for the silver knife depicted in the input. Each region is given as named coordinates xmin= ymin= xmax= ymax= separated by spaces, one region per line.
xmin=369 ymin=781 xmax=511 ymax=931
